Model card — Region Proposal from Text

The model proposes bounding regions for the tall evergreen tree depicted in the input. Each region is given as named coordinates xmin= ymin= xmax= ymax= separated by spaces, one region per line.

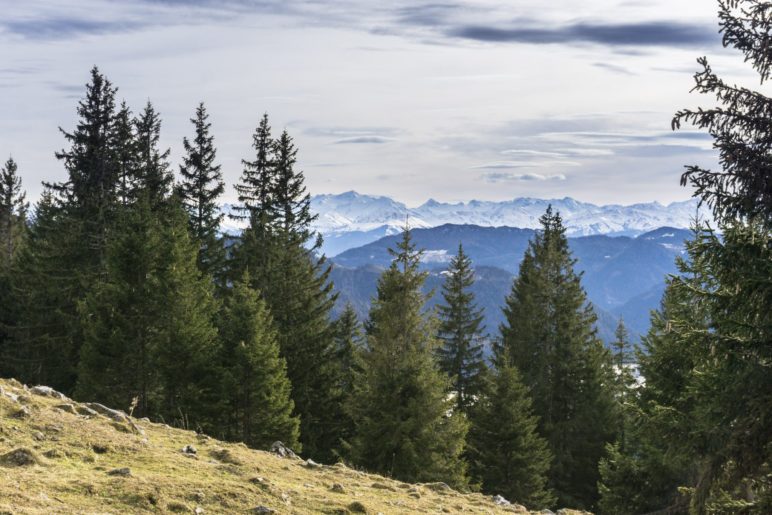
xmin=468 ymin=365 xmax=555 ymax=509
xmin=499 ymin=206 xmax=617 ymax=510
xmin=112 ymin=101 xmax=139 ymax=206
xmin=177 ymin=102 xmax=226 ymax=282
xmin=217 ymin=275 xmax=300 ymax=450
xmin=330 ymin=304 xmax=362 ymax=454
xmin=230 ymin=118 xmax=340 ymax=461
xmin=436 ymin=244 xmax=487 ymax=415
xmin=135 ymin=101 xmax=173 ymax=208
xmin=347 ymin=228 xmax=468 ymax=487
xmin=0 ymin=157 xmax=27 ymax=267
xmin=76 ymin=197 xmax=219 ymax=424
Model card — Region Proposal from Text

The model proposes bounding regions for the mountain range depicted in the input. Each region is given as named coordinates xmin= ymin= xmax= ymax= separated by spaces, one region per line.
xmin=308 ymin=191 xmax=708 ymax=256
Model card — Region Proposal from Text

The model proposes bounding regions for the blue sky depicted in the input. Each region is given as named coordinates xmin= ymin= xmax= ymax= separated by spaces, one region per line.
xmin=0 ymin=0 xmax=755 ymax=206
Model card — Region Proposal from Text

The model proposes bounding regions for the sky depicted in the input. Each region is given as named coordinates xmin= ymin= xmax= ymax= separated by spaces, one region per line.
xmin=0 ymin=0 xmax=762 ymax=206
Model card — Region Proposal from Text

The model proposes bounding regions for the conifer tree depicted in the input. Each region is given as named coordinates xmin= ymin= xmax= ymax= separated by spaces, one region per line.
xmin=76 ymin=197 xmax=219 ymax=423
xmin=436 ymin=244 xmax=487 ymax=414
xmin=0 ymin=157 xmax=27 ymax=267
xmin=499 ymin=206 xmax=616 ymax=510
xmin=347 ymin=228 xmax=468 ymax=487
xmin=135 ymin=101 xmax=173 ymax=208
xmin=112 ymin=101 xmax=139 ymax=206
xmin=218 ymin=275 xmax=300 ymax=450
xmin=468 ymin=365 xmax=555 ymax=509
xmin=330 ymin=304 xmax=362 ymax=453
xmin=230 ymin=117 xmax=340 ymax=461
xmin=178 ymin=102 xmax=226 ymax=282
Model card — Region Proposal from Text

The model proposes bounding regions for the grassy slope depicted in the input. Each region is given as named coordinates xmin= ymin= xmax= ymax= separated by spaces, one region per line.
xmin=0 ymin=379 xmax=588 ymax=514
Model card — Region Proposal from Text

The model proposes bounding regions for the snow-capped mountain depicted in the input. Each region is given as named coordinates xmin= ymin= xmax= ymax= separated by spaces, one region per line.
xmin=310 ymin=191 xmax=711 ymax=256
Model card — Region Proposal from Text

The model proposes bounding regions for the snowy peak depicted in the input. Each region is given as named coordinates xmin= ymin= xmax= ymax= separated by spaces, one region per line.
xmin=310 ymin=192 xmax=710 ymax=240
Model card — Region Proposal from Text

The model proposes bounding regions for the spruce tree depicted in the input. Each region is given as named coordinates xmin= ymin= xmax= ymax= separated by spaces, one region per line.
xmin=76 ymin=197 xmax=219 ymax=424
xmin=135 ymin=101 xmax=173 ymax=208
xmin=499 ymin=206 xmax=617 ymax=510
xmin=218 ymin=275 xmax=300 ymax=450
xmin=230 ymin=118 xmax=340 ymax=461
xmin=436 ymin=244 xmax=487 ymax=414
xmin=0 ymin=157 xmax=27 ymax=267
xmin=112 ymin=101 xmax=139 ymax=206
xmin=468 ymin=365 xmax=555 ymax=509
xmin=347 ymin=228 xmax=468 ymax=487
xmin=330 ymin=304 xmax=362 ymax=454
xmin=177 ymin=102 xmax=226 ymax=283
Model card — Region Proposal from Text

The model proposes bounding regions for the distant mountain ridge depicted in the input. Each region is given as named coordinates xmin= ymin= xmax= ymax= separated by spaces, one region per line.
xmin=308 ymin=191 xmax=710 ymax=256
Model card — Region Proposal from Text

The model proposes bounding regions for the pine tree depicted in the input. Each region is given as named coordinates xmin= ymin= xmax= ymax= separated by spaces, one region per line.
xmin=499 ymin=206 xmax=617 ymax=510
xmin=436 ymin=244 xmax=487 ymax=415
xmin=177 ymin=102 xmax=226 ymax=283
xmin=76 ymin=197 xmax=219 ymax=424
xmin=217 ymin=275 xmax=300 ymax=450
xmin=347 ymin=228 xmax=468 ymax=487
xmin=468 ymin=365 xmax=555 ymax=509
xmin=330 ymin=304 xmax=362 ymax=454
xmin=135 ymin=101 xmax=173 ymax=208
xmin=0 ymin=157 xmax=28 ymax=268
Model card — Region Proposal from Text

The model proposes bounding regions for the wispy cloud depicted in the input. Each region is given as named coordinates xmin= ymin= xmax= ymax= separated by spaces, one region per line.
xmin=446 ymin=20 xmax=718 ymax=48
xmin=334 ymin=136 xmax=396 ymax=144
xmin=483 ymin=172 xmax=567 ymax=182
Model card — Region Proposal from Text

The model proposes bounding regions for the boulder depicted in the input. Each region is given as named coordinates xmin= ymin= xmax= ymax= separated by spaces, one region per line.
xmin=304 ymin=458 xmax=322 ymax=469
xmin=85 ymin=402 xmax=129 ymax=423
xmin=269 ymin=441 xmax=299 ymax=459
xmin=55 ymin=403 xmax=78 ymax=415
xmin=29 ymin=386 xmax=69 ymax=401
xmin=107 ymin=467 xmax=132 ymax=477
xmin=250 ymin=507 xmax=275 ymax=514
xmin=0 ymin=448 xmax=43 ymax=467
xmin=181 ymin=444 xmax=197 ymax=455
xmin=492 ymin=494 xmax=511 ymax=506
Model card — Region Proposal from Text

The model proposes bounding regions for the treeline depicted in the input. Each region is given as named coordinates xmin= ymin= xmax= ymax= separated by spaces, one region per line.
xmin=1 ymin=3 xmax=771 ymax=512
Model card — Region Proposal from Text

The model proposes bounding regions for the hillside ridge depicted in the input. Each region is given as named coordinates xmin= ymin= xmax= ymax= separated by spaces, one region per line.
xmin=0 ymin=378 xmax=589 ymax=514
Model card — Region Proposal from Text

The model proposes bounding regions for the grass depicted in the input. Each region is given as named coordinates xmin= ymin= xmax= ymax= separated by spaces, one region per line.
xmin=0 ymin=378 xmax=589 ymax=514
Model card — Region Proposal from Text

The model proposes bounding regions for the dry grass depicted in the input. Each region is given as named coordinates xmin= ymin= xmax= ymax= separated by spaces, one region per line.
xmin=0 ymin=379 xmax=590 ymax=514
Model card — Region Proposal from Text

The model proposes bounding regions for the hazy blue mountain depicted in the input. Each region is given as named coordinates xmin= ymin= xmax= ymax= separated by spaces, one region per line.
xmin=329 ymin=224 xmax=693 ymax=346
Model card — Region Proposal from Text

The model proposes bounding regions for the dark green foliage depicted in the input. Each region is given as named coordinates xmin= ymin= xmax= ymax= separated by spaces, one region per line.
xmin=347 ymin=228 xmax=468 ymax=488
xmin=672 ymin=1 xmax=772 ymax=225
xmin=467 ymin=365 xmax=555 ymax=509
xmin=0 ymin=157 xmax=27 ymax=267
xmin=217 ymin=275 xmax=300 ymax=450
xmin=436 ymin=244 xmax=487 ymax=415
xmin=177 ymin=103 xmax=226 ymax=283
xmin=113 ymin=101 xmax=139 ymax=206
xmin=498 ymin=206 xmax=617 ymax=510
xmin=76 ymin=198 xmax=219 ymax=425
xmin=230 ymin=116 xmax=339 ymax=461
xmin=330 ymin=304 xmax=362 ymax=451
xmin=135 ymin=102 xmax=173 ymax=208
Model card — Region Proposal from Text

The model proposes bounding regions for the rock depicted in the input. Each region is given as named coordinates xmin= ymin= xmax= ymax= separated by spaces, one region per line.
xmin=250 ymin=507 xmax=275 ymax=514
xmin=493 ymin=494 xmax=511 ymax=506
xmin=194 ymin=508 xmax=205 ymax=515
xmin=0 ymin=386 xmax=19 ymax=403
xmin=348 ymin=501 xmax=368 ymax=513
xmin=0 ymin=448 xmax=43 ymax=467
xmin=43 ymin=449 xmax=63 ymax=459
xmin=92 ymin=444 xmax=109 ymax=454
xmin=76 ymin=405 xmax=98 ymax=417
xmin=12 ymin=406 xmax=31 ymax=419
xmin=107 ymin=467 xmax=132 ymax=477
xmin=55 ymin=403 xmax=78 ymax=415
xmin=539 ymin=511 xmax=555 ymax=515
xmin=330 ymin=483 xmax=346 ymax=493
xmin=32 ymin=431 xmax=45 ymax=441
xmin=424 ymin=482 xmax=452 ymax=493
xmin=29 ymin=385 xmax=69 ymax=401
xmin=269 ymin=441 xmax=299 ymax=459
xmin=305 ymin=458 xmax=322 ymax=469
xmin=85 ymin=402 xmax=129 ymax=423
xmin=181 ymin=444 xmax=197 ymax=455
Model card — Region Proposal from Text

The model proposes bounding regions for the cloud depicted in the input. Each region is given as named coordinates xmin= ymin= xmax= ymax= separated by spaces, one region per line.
xmin=593 ymin=62 xmax=636 ymax=75
xmin=334 ymin=136 xmax=396 ymax=144
xmin=483 ymin=172 xmax=567 ymax=183
xmin=447 ymin=20 xmax=718 ymax=48
xmin=1 ymin=17 xmax=144 ymax=40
